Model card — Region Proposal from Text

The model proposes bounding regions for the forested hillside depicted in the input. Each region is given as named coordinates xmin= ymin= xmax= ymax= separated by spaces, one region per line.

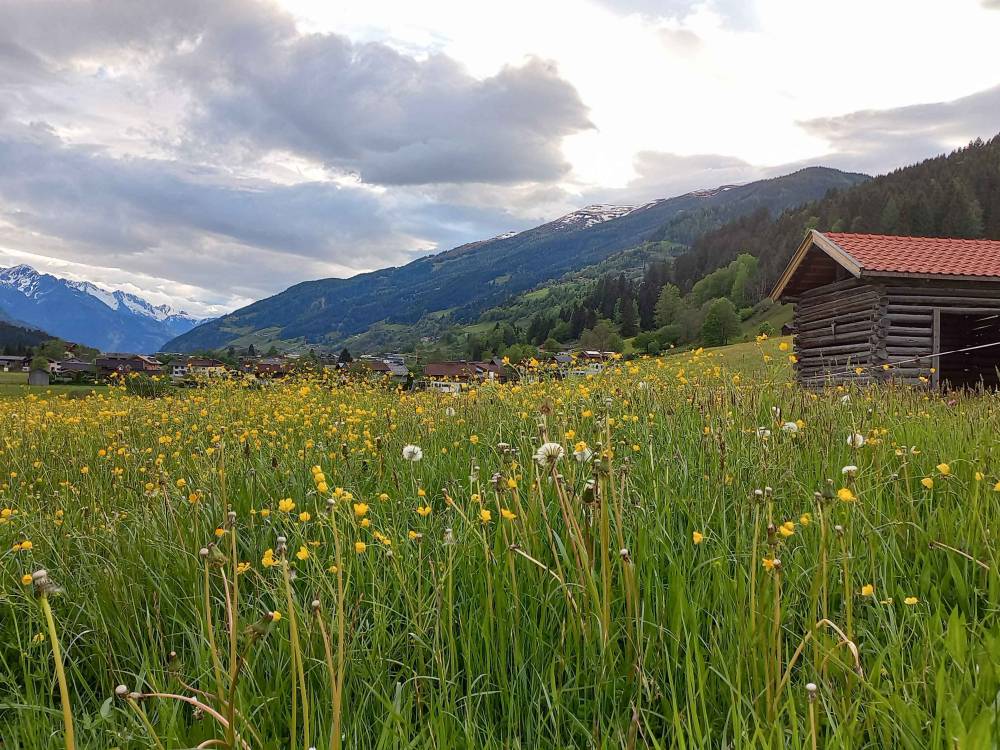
xmin=673 ymin=136 xmax=1000 ymax=291
xmin=167 ymin=167 xmax=865 ymax=353
xmin=425 ymin=136 xmax=1000 ymax=361
xmin=0 ymin=319 xmax=50 ymax=355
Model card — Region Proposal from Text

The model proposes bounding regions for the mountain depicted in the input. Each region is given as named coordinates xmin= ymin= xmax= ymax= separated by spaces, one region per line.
xmin=167 ymin=166 xmax=868 ymax=352
xmin=0 ymin=265 xmax=203 ymax=353
xmin=673 ymin=136 xmax=1000 ymax=292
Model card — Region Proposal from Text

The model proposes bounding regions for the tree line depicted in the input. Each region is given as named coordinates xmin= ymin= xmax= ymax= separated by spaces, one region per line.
xmin=673 ymin=136 xmax=1000 ymax=292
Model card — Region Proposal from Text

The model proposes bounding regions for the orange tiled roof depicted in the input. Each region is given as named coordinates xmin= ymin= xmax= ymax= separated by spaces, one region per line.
xmin=825 ymin=232 xmax=1000 ymax=278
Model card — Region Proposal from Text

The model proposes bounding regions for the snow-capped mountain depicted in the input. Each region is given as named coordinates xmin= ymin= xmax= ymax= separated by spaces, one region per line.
xmin=553 ymin=204 xmax=637 ymax=230
xmin=67 ymin=279 xmax=199 ymax=325
xmin=0 ymin=265 xmax=204 ymax=353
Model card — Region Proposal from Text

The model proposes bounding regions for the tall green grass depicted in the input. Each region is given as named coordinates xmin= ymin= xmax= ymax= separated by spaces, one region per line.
xmin=1 ymin=346 xmax=999 ymax=748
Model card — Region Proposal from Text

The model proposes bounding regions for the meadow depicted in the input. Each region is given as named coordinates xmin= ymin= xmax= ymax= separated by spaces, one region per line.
xmin=2 ymin=338 xmax=999 ymax=748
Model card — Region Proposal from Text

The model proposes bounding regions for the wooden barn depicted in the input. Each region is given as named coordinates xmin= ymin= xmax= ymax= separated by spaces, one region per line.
xmin=771 ymin=230 xmax=1000 ymax=388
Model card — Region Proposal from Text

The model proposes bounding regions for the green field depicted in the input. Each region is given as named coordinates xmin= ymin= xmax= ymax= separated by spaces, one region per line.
xmin=1 ymin=339 xmax=999 ymax=748
xmin=0 ymin=371 xmax=110 ymax=399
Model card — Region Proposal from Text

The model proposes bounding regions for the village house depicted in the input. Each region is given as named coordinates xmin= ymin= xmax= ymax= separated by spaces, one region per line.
xmin=186 ymin=357 xmax=227 ymax=377
xmin=772 ymin=230 xmax=1000 ymax=388
xmin=422 ymin=360 xmax=507 ymax=391
xmin=240 ymin=356 xmax=293 ymax=378
xmin=52 ymin=357 xmax=97 ymax=380
xmin=0 ymin=355 xmax=28 ymax=372
xmin=96 ymin=353 xmax=163 ymax=380
xmin=352 ymin=358 xmax=410 ymax=383
xmin=552 ymin=350 xmax=615 ymax=377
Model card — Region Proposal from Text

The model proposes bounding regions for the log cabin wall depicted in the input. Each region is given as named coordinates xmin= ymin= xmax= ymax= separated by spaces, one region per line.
xmin=792 ymin=277 xmax=1000 ymax=387
xmin=792 ymin=277 xmax=884 ymax=387
xmin=880 ymin=279 xmax=1000 ymax=386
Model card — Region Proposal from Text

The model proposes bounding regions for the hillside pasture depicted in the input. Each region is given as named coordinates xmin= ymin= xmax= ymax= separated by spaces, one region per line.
xmin=1 ymin=340 xmax=999 ymax=748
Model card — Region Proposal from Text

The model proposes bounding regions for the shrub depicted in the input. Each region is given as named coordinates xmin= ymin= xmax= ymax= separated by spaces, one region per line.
xmin=123 ymin=373 xmax=171 ymax=398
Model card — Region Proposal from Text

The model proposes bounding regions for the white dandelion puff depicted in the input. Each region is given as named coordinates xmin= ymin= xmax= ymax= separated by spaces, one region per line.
xmin=533 ymin=442 xmax=565 ymax=466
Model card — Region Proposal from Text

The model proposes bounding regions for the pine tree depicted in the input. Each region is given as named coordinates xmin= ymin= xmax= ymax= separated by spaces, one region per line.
xmin=616 ymin=298 xmax=639 ymax=337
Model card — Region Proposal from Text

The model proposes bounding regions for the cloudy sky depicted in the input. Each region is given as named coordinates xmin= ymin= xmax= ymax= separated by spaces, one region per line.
xmin=1 ymin=0 xmax=999 ymax=315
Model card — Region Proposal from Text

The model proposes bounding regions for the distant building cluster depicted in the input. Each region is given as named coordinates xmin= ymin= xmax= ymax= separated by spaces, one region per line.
xmin=12 ymin=344 xmax=620 ymax=389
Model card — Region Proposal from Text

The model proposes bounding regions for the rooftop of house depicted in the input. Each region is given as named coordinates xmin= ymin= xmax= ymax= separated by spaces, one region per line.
xmin=423 ymin=360 xmax=503 ymax=378
xmin=773 ymin=230 xmax=1000 ymax=300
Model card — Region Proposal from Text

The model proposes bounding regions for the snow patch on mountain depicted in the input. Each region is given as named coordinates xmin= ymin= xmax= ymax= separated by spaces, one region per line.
xmin=0 ymin=265 xmax=43 ymax=297
xmin=67 ymin=279 xmax=119 ymax=309
xmin=554 ymin=204 xmax=637 ymax=229
xmin=64 ymin=278 xmax=198 ymax=322
xmin=685 ymin=184 xmax=741 ymax=198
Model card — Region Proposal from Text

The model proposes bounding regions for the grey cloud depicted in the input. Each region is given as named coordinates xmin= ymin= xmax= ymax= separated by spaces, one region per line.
xmin=0 ymin=127 xmax=552 ymax=309
xmin=178 ymin=31 xmax=592 ymax=185
xmin=0 ymin=0 xmax=270 ymax=65
xmin=588 ymin=150 xmax=767 ymax=205
xmin=1 ymin=0 xmax=591 ymax=187
xmin=596 ymin=82 xmax=1000 ymax=208
xmin=798 ymin=83 xmax=1000 ymax=175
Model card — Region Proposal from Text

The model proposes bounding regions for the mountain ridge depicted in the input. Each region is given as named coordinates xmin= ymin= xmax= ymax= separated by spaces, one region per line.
xmin=167 ymin=165 xmax=867 ymax=352
xmin=0 ymin=265 xmax=204 ymax=353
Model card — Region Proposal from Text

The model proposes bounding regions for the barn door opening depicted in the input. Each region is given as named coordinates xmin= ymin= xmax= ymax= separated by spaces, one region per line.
xmin=934 ymin=310 xmax=1000 ymax=389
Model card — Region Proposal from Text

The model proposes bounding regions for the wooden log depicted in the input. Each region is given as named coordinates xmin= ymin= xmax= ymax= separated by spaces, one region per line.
xmin=885 ymin=285 xmax=1000 ymax=300
xmin=799 ymin=286 xmax=881 ymax=306
xmin=885 ymin=313 xmax=932 ymax=325
xmin=802 ymin=277 xmax=876 ymax=297
xmin=887 ymin=301 xmax=1000 ymax=314
xmin=797 ymin=341 xmax=874 ymax=356
xmin=797 ymin=300 xmax=882 ymax=326
xmin=800 ymin=286 xmax=883 ymax=309
xmin=885 ymin=325 xmax=932 ymax=336
xmin=884 ymin=335 xmax=933 ymax=347
xmin=887 ymin=300 xmax=1000 ymax=311
xmin=796 ymin=331 xmax=876 ymax=348
xmin=795 ymin=311 xmax=878 ymax=333
xmin=799 ymin=291 xmax=881 ymax=315
xmin=796 ymin=319 xmax=877 ymax=337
